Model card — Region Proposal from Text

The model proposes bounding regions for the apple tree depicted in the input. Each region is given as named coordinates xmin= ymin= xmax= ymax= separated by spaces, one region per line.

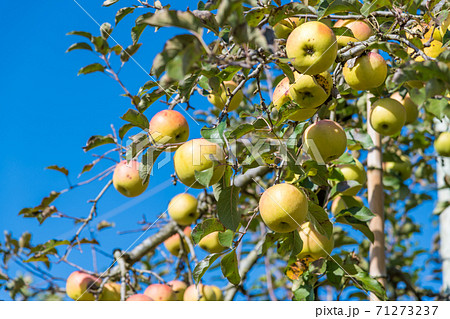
xmin=1 ymin=0 xmax=449 ymax=301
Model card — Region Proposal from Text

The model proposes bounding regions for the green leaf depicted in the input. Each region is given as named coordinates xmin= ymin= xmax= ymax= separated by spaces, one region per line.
xmin=46 ymin=165 xmax=69 ymax=176
xmin=218 ymin=229 xmax=234 ymax=247
xmin=131 ymin=23 xmax=147 ymax=44
xmin=346 ymin=128 xmax=374 ymax=150
xmin=82 ymin=135 xmax=115 ymax=152
xmin=92 ymin=36 xmax=109 ymax=55
xmin=277 ymin=62 xmax=295 ymax=84
xmin=194 ymin=165 xmax=215 ymax=187
xmin=142 ymin=9 xmax=202 ymax=32
xmin=225 ymin=123 xmax=255 ymax=139
xmin=77 ymin=63 xmax=105 ymax=75
xmin=166 ymin=43 xmax=201 ymax=81
xmin=201 ymin=121 xmax=226 ymax=143
xmin=120 ymin=43 xmax=142 ymax=63
xmin=217 ymin=185 xmax=241 ymax=231
xmin=317 ymin=0 xmax=362 ymax=18
xmin=120 ymin=109 xmax=149 ymax=130
xmin=100 ymin=22 xmax=113 ymax=39
xmin=292 ymin=283 xmax=314 ymax=301
xmin=221 ymin=250 xmax=241 ymax=285
xmin=79 ymin=163 xmax=94 ymax=177
xmin=335 ymin=205 xmax=375 ymax=223
xmin=140 ymin=148 xmax=161 ymax=184
xmin=335 ymin=214 xmax=374 ymax=242
xmin=119 ymin=123 xmax=135 ymax=140
xmin=138 ymin=90 xmax=165 ymax=113
xmin=66 ymin=31 xmax=93 ymax=41
xmin=326 ymin=256 xmax=345 ymax=288
xmin=191 ymin=218 xmax=226 ymax=244
xmin=307 ymin=202 xmax=333 ymax=239
xmin=268 ymin=3 xmax=312 ymax=26
xmin=193 ymin=253 xmax=223 ymax=283
xmin=66 ymin=42 xmax=93 ymax=53
xmin=246 ymin=7 xmax=272 ymax=27
xmin=361 ymin=0 xmax=391 ymax=16
xmin=216 ymin=65 xmax=242 ymax=81
xmin=353 ymin=265 xmax=387 ymax=300
xmin=115 ymin=7 xmax=136 ymax=25
xmin=328 ymin=180 xmax=361 ymax=200
xmin=103 ymin=0 xmax=120 ymax=6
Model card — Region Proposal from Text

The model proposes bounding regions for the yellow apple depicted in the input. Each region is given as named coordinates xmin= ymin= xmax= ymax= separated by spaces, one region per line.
xmin=168 ymin=193 xmax=199 ymax=226
xmin=149 ymin=109 xmax=189 ymax=150
xmin=303 ymin=120 xmax=347 ymax=163
xmin=126 ymin=294 xmax=153 ymax=301
xmin=289 ymin=107 xmax=318 ymax=122
xmin=183 ymin=284 xmax=217 ymax=301
xmin=343 ymin=51 xmax=387 ymax=90
xmin=274 ymin=17 xmax=303 ymax=39
xmin=173 ymin=138 xmax=226 ymax=189
xmin=210 ymin=285 xmax=223 ymax=301
xmin=331 ymin=196 xmax=363 ymax=215
xmin=144 ymin=283 xmax=176 ymax=301
xmin=289 ymin=71 xmax=332 ymax=108
xmin=207 ymin=81 xmax=243 ymax=112
xmin=390 ymin=92 xmax=419 ymax=124
xmin=66 ymin=271 xmax=100 ymax=301
xmin=338 ymin=158 xmax=367 ymax=196
xmin=334 ymin=19 xmax=373 ymax=47
xmin=286 ymin=21 xmax=338 ymax=75
xmin=369 ymin=98 xmax=406 ymax=136
xmin=297 ymin=221 xmax=334 ymax=260
xmin=259 ymin=183 xmax=308 ymax=233
xmin=435 ymin=132 xmax=450 ymax=157
xmin=164 ymin=226 xmax=192 ymax=256
xmin=198 ymin=231 xmax=227 ymax=254
xmin=167 ymin=280 xmax=188 ymax=301
xmin=113 ymin=160 xmax=149 ymax=197
xmin=99 ymin=282 xmax=121 ymax=301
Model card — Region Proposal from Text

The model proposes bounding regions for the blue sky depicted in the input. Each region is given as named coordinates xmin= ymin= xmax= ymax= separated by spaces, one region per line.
xmin=0 ymin=0 xmax=441 ymax=300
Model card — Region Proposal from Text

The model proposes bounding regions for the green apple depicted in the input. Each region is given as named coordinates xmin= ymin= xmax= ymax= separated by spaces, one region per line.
xmin=289 ymin=71 xmax=332 ymax=108
xmin=289 ymin=107 xmax=318 ymax=122
xmin=168 ymin=193 xmax=199 ymax=226
xmin=338 ymin=158 xmax=367 ymax=196
xmin=66 ymin=271 xmax=100 ymax=301
xmin=286 ymin=21 xmax=338 ymax=75
xmin=144 ymin=284 xmax=176 ymax=301
xmin=369 ymin=98 xmax=406 ymax=136
xmin=303 ymin=120 xmax=347 ymax=163
xmin=210 ymin=285 xmax=223 ymax=301
xmin=259 ymin=183 xmax=308 ymax=233
xmin=149 ymin=109 xmax=189 ymax=150
xmin=183 ymin=284 xmax=217 ymax=301
xmin=331 ymin=196 xmax=363 ymax=215
xmin=167 ymin=280 xmax=188 ymax=301
xmin=274 ymin=17 xmax=303 ymax=39
xmin=343 ymin=52 xmax=387 ymax=90
xmin=113 ymin=160 xmax=148 ymax=197
xmin=207 ymin=81 xmax=243 ymax=112
xmin=384 ymin=155 xmax=412 ymax=180
xmin=297 ymin=221 xmax=334 ymax=260
xmin=126 ymin=294 xmax=154 ymax=301
xmin=435 ymin=132 xmax=450 ymax=157
xmin=99 ymin=283 xmax=121 ymax=301
xmin=173 ymin=138 xmax=226 ymax=189
xmin=198 ymin=231 xmax=227 ymax=254
xmin=390 ymin=92 xmax=418 ymax=125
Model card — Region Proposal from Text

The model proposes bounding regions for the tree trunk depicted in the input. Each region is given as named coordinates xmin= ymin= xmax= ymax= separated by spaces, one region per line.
xmin=366 ymin=94 xmax=387 ymax=300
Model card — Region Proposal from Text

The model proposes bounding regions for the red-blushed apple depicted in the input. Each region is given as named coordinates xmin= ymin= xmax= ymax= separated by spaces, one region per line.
xmin=113 ymin=160 xmax=148 ymax=197
xmin=66 ymin=271 xmax=100 ymax=301
xmin=289 ymin=71 xmax=332 ymax=108
xmin=207 ymin=81 xmax=243 ymax=112
xmin=126 ymin=294 xmax=154 ymax=301
xmin=167 ymin=280 xmax=188 ymax=301
xmin=334 ymin=19 xmax=373 ymax=47
xmin=297 ymin=222 xmax=334 ymax=260
xmin=198 ymin=231 xmax=227 ymax=254
xmin=168 ymin=193 xmax=198 ymax=226
xmin=286 ymin=21 xmax=338 ymax=75
xmin=144 ymin=283 xmax=176 ymax=301
xmin=164 ymin=226 xmax=192 ymax=256
xmin=149 ymin=109 xmax=189 ymax=151
xmin=173 ymin=138 xmax=226 ymax=189
xmin=183 ymin=284 xmax=217 ymax=301
xmin=343 ymin=51 xmax=387 ymax=90
xmin=259 ymin=183 xmax=308 ymax=233
xmin=435 ymin=132 xmax=450 ymax=157
xmin=303 ymin=120 xmax=347 ymax=163
xmin=369 ymin=98 xmax=406 ymax=136
xmin=272 ymin=77 xmax=291 ymax=110
xmin=390 ymin=92 xmax=418 ymax=124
